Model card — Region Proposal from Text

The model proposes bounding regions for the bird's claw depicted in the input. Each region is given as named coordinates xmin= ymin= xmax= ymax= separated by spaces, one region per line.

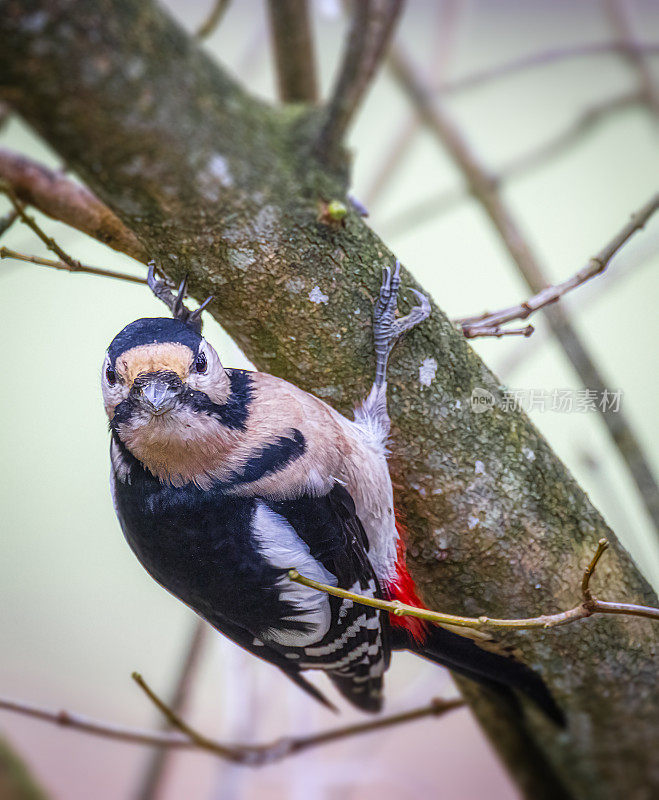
xmin=146 ymin=260 xmax=212 ymax=334
xmin=373 ymin=260 xmax=430 ymax=359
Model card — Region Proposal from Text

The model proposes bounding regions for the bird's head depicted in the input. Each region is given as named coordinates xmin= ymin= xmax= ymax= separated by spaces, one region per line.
xmin=102 ymin=316 xmax=229 ymax=423
xmin=102 ymin=264 xmax=243 ymax=487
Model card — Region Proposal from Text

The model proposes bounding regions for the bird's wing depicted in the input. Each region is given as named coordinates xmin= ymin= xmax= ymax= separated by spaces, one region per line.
xmin=248 ymin=482 xmax=392 ymax=713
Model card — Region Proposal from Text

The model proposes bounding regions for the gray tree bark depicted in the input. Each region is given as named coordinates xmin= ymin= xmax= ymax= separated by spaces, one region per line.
xmin=0 ymin=2 xmax=657 ymax=799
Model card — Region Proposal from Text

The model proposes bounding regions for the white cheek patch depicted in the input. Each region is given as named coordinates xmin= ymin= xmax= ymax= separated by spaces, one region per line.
xmin=251 ymin=502 xmax=337 ymax=647
xmin=110 ymin=438 xmax=132 ymax=483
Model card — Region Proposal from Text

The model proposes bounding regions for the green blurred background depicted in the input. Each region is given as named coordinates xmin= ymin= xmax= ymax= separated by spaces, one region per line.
xmin=1 ymin=1 xmax=658 ymax=798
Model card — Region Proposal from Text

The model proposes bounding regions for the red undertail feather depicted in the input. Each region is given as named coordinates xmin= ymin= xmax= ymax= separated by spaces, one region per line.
xmin=386 ymin=519 xmax=428 ymax=642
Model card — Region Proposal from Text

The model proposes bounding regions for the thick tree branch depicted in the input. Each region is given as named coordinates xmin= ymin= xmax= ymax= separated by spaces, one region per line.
xmin=0 ymin=149 xmax=146 ymax=261
xmin=314 ymin=0 xmax=404 ymax=161
xmin=388 ymin=46 xmax=659 ymax=538
xmin=0 ymin=691 xmax=462 ymax=766
xmin=1 ymin=4 xmax=657 ymax=799
xmin=267 ymin=0 xmax=318 ymax=104
xmin=455 ymin=193 xmax=659 ymax=336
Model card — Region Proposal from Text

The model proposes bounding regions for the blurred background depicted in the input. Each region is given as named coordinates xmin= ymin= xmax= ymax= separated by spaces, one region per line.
xmin=1 ymin=1 xmax=658 ymax=798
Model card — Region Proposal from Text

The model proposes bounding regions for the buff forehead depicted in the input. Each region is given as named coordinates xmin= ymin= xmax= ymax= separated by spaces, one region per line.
xmin=115 ymin=342 xmax=194 ymax=386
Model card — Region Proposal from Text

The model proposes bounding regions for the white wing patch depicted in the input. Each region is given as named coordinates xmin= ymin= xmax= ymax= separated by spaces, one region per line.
xmin=252 ymin=501 xmax=337 ymax=647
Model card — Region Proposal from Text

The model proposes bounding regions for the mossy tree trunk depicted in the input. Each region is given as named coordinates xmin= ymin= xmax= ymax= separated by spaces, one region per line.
xmin=0 ymin=2 xmax=657 ymax=799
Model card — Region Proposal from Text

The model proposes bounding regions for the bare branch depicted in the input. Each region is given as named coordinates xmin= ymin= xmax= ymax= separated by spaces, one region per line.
xmin=496 ymin=235 xmax=658 ymax=379
xmin=0 ymin=246 xmax=146 ymax=284
xmin=267 ymin=0 xmax=318 ymax=104
xmin=134 ymin=621 xmax=207 ymax=800
xmin=462 ymin=324 xmax=534 ymax=340
xmin=382 ymin=92 xmax=642 ymax=239
xmin=0 ymin=182 xmax=148 ymax=284
xmin=364 ymin=0 xmax=463 ymax=206
xmin=388 ymin=46 xmax=659 ymax=533
xmin=196 ymin=0 xmax=231 ymax=39
xmin=314 ymin=0 xmax=405 ymax=162
xmin=456 ymin=193 xmax=659 ymax=335
xmin=290 ymin=538 xmax=659 ymax=631
xmin=605 ymin=0 xmax=659 ymax=115
xmin=0 ymin=690 xmax=462 ymax=766
xmin=0 ymin=149 xmax=146 ymax=261
xmin=436 ymin=41 xmax=659 ymax=96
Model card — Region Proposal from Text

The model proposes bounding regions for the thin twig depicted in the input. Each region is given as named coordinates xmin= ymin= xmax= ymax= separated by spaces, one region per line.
xmin=314 ymin=0 xmax=404 ymax=162
xmin=605 ymin=0 xmax=659 ymax=115
xmin=1 ymin=181 xmax=84 ymax=266
xmin=435 ymin=41 xmax=659 ymax=96
xmin=461 ymin=324 xmax=534 ymax=340
xmin=364 ymin=0 xmax=463 ymax=206
xmin=388 ymin=46 xmax=659 ymax=534
xmin=267 ymin=0 xmax=318 ymax=104
xmin=496 ymin=234 xmax=658 ymax=378
xmin=134 ymin=620 xmax=207 ymax=800
xmin=0 ymin=149 xmax=146 ymax=261
xmin=381 ymin=92 xmax=642 ymax=239
xmin=498 ymin=93 xmax=642 ymax=180
xmin=0 ymin=246 xmax=147 ymax=285
xmin=196 ymin=0 xmax=231 ymax=39
xmin=455 ymin=193 xmax=659 ymax=335
xmin=0 ymin=689 xmax=463 ymax=766
xmin=290 ymin=538 xmax=659 ymax=631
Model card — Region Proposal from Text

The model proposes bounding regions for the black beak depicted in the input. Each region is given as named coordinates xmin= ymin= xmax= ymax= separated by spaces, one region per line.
xmin=132 ymin=371 xmax=183 ymax=416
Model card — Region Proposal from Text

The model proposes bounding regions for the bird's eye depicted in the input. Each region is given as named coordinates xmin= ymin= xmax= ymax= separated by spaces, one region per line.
xmin=106 ymin=365 xmax=116 ymax=385
xmin=195 ymin=352 xmax=208 ymax=374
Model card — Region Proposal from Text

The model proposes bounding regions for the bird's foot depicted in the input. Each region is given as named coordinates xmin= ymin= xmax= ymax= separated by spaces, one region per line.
xmin=147 ymin=261 xmax=213 ymax=333
xmin=372 ymin=260 xmax=430 ymax=387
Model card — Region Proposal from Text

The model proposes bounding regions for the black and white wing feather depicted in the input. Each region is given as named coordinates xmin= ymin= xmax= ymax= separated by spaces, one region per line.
xmin=254 ymin=484 xmax=391 ymax=712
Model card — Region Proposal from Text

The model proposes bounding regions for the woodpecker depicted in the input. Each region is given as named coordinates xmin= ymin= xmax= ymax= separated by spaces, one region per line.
xmin=102 ymin=261 xmax=563 ymax=723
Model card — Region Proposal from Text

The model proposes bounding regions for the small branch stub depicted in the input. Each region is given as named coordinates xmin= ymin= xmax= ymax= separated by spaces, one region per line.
xmin=317 ymin=199 xmax=348 ymax=225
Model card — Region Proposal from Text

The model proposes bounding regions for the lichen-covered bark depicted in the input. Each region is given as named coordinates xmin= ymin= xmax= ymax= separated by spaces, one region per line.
xmin=0 ymin=2 xmax=657 ymax=799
